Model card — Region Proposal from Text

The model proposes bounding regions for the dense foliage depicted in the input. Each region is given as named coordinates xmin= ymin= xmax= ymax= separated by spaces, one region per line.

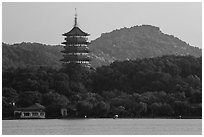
xmin=2 ymin=55 xmax=202 ymax=118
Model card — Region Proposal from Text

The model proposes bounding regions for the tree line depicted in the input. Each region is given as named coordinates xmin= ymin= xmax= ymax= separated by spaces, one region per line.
xmin=2 ymin=55 xmax=202 ymax=118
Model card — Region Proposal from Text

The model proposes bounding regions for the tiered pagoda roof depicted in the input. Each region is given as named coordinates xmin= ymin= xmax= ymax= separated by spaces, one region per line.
xmin=62 ymin=26 xmax=90 ymax=36
xmin=62 ymin=37 xmax=89 ymax=44
xmin=61 ymin=46 xmax=90 ymax=53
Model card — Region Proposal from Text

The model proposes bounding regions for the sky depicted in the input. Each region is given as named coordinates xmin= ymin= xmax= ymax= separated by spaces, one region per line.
xmin=2 ymin=2 xmax=202 ymax=48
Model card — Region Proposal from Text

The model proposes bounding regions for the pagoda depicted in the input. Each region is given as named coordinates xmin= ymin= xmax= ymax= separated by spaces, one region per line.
xmin=61 ymin=9 xmax=90 ymax=66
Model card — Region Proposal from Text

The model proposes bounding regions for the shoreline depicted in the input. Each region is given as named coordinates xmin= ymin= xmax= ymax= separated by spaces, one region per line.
xmin=3 ymin=116 xmax=202 ymax=120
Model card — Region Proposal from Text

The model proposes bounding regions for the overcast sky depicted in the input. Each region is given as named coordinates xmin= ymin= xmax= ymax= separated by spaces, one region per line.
xmin=2 ymin=2 xmax=202 ymax=48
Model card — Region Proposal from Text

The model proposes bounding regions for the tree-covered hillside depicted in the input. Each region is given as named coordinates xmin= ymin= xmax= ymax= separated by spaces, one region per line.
xmin=90 ymin=25 xmax=201 ymax=62
xmin=2 ymin=42 xmax=63 ymax=70
xmin=2 ymin=25 xmax=202 ymax=70
xmin=3 ymin=55 xmax=202 ymax=118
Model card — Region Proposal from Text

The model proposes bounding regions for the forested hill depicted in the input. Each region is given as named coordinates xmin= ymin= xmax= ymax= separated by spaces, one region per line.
xmin=2 ymin=42 xmax=63 ymax=70
xmin=90 ymin=25 xmax=201 ymax=62
xmin=2 ymin=25 xmax=202 ymax=70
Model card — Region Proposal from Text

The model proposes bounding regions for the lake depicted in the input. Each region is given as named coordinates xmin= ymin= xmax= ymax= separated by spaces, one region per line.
xmin=2 ymin=119 xmax=202 ymax=135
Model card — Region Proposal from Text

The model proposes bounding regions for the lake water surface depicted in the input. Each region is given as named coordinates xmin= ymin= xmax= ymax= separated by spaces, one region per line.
xmin=2 ymin=119 xmax=202 ymax=135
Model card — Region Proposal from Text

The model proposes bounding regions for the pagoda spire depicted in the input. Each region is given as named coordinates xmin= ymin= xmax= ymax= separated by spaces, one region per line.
xmin=74 ymin=8 xmax=77 ymax=27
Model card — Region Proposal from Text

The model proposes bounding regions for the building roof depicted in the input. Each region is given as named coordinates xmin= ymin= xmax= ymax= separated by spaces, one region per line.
xmin=15 ymin=103 xmax=45 ymax=111
xmin=63 ymin=27 xmax=90 ymax=36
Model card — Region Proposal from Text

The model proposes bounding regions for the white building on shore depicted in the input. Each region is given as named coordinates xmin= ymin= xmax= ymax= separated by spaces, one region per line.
xmin=14 ymin=103 xmax=45 ymax=119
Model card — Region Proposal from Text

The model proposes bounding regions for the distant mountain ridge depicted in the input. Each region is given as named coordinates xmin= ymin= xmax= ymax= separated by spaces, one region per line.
xmin=2 ymin=25 xmax=202 ymax=70
xmin=89 ymin=25 xmax=201 ymax=62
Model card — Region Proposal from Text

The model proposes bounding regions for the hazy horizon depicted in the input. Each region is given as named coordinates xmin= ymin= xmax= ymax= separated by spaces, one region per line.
xmin=2 ymin=2 xmax=202 ymax=48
